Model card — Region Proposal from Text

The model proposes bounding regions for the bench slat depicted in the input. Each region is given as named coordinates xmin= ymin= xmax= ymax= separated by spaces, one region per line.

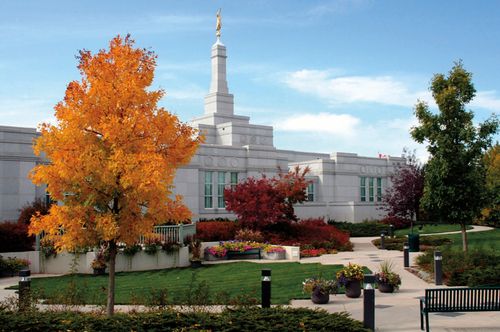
xmin=423 ymin=287 xmax=500 ymax=312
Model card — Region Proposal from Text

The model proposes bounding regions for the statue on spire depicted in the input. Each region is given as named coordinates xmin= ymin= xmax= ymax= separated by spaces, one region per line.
xmin=216 ymin=9 xmax=222 ymax=38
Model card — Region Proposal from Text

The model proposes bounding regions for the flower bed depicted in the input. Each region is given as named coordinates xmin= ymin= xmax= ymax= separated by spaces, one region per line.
xmin=204 ymin=241 xmax=288 ymax=260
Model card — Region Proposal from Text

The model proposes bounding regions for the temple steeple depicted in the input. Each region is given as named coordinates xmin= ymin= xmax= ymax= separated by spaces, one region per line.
xmin=204 ymin=10 xmax=234 ymax=116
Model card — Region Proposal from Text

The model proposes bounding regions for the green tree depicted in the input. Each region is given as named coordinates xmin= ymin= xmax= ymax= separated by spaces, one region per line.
xmin=411 ymin=62 xmax=499 ymax=252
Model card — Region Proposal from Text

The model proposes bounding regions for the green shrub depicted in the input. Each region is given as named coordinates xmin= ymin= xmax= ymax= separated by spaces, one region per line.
xmin=0 ymin=307 xmax=370 ymax=332
xmin=0 ymin=256 xmax=30 ymax=277
xmin=416 ymin=249 xmax=500 ymax=287
xmin=329 ymin=220 xmax=390 ymax=237
xmin=373 ymin=236 xmax=452 ymax=251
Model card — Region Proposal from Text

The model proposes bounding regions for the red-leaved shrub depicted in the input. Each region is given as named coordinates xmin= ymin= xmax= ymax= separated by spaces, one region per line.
xmin=294 ymin=218 xmax=350 ymax=247
xmin=194 ymin=218 xmax=350 ymax=254
xmin=265 ymin=218 xmax=350 ymax=250
xmin=379 ymin=216 xmax=409 ymax=230
xmin=300 ymin=248 xmax=328 ymax=258
xmin=196 ymin=221 xmax=239 ymax=241
xmin=0 ymin=222 xmax=34 ymax=252
xmin=17 ymin=199 xmax=51 ymax=226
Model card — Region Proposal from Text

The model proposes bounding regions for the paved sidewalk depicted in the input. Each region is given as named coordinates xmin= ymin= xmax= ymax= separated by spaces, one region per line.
xmin=290 ymin=226 xmax=499 ymax=332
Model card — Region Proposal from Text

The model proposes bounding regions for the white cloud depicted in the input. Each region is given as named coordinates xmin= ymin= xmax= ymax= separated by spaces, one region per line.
xmin=471 ymin=91 xmax=500 ymax=113
xmin=274 ymin=112 xmax=360 ymax=138
xmin=157 ymin=61 xmax=207 ymax=73
xmin=165 ymin=85 xmax=205 ymax=100
xmin=283 ymin=69 xmax=431 ymax=107
xmin=307 ymin=0 xmax=372 ymax=17
xmin=273 ymin=111 xmax=428 ymax=162
xmin=0 ymin=97 xmax=55 ymax=128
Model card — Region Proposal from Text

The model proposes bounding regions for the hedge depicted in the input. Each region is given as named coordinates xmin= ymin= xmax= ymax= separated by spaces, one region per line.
xmin=329 ymin=221 xmax=390 ymax=237
xmin=0 ymin=307 xmax=370 ymax=332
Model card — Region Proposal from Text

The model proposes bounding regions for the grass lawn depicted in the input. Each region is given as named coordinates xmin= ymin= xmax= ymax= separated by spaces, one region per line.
xmin=428 ymin=228 xmax=500 ymax=252
xmin=394 ymin=223 xmax=472 ymax=236
xmin=27 ymin=262 xmax=344 ymax=305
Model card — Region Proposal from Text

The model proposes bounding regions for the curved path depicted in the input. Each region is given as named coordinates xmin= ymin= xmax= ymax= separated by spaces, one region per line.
xmin=291 ymin=225 xmax=499 ymax=332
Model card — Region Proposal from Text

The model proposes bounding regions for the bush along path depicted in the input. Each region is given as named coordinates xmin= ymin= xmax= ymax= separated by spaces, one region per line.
xmin=0 ymin=307 xmax=371 ymax=332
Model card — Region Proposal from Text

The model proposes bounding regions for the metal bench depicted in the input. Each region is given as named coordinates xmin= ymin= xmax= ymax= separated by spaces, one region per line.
xmin=420 ymin=287 xmax=500 ymax=332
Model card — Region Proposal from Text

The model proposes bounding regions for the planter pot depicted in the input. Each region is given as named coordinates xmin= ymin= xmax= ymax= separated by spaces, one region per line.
xmin=204 ymin=252 xmax=227 ymax=261
xmin=378 ymin=282 xmax=395 ymax=293
xmin=227 ymin=248 xmax=261 ymax=260
xmin=345 ymin=280 xmax=362 ymax=298
xmin=311 ymin=289 xmax=330 ymax=304
xmin=93 ymin=267 xmax=106 ymax=276
xmin=262 ymin=251 xmax=286 ymax=260
xmin=190 ymin=260 xmax=203 ymax=268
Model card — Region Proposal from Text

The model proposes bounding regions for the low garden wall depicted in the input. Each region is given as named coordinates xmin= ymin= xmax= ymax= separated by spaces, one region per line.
xmin=1 ymin=248 xmax=189 ymax=274
xmin=2 ymin=242 xmax=299 ymax=275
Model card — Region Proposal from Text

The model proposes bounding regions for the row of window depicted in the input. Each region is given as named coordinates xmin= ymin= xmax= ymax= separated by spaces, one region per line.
xmin=204 ymin=171 xmax=238 ymax=208
xmin=360 ymin=177 xmax=382 ymax=202
xmin=204 ymin=172 xmax=316 ymax=209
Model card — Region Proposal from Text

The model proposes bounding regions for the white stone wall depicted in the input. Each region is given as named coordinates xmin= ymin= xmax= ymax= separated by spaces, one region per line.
xmin=38 ymin=248 xmax=189 ymax=274
xmin=0 ymin=126 xmax=43 ymax=221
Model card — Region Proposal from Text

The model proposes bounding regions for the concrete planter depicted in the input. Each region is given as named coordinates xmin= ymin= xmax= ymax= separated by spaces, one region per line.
xmin=262 ymin=251 xmax=286 ymax=260
xmin=204 ymin=252 xmax=228 ymax=261
xmin=227 ymin=248 xmax=261 ymax=260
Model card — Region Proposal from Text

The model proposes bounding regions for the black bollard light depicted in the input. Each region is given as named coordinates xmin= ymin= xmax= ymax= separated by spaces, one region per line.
xmin=363 ymin=274 xmax=375 ymax=331
xmin=18 ymin=269 xmax=31 ymax=312
xmin=380 ymin=232 xmax=386 ymax=250
xmin=261 ymin=269 xmax=271 ymax=308
xmin=403 ymin=242 xmax=410 ymax=268
xmin=389 ymin=224 xmax=394 ymax=238
xmin=434 ymin=251 xmax=442 ymax=286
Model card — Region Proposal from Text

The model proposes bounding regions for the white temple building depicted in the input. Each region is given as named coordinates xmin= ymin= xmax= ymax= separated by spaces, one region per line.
xmin=0 ymin=34 xmax=405 ymax=223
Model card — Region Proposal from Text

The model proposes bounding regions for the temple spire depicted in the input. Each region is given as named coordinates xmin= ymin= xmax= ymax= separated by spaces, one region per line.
xmin=204 ymin=9 xmax=234 ymax=116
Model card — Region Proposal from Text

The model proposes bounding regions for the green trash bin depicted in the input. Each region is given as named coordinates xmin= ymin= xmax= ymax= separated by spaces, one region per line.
xmin=408 ymin=234 xmax=420 ymax=252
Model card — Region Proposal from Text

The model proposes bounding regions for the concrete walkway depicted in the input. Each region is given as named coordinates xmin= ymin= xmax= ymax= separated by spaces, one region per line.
xmin=1 ymin=226 xmax=498 ymax=331
xmin=290 ymin=225 xmax=499 ymax=331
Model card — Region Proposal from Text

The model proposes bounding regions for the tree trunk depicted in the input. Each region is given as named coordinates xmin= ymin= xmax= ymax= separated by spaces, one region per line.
xmin=106 ymin=241 xmax=117 ymax=316
xmin=460 ymin=223 xmax=468 ymax=252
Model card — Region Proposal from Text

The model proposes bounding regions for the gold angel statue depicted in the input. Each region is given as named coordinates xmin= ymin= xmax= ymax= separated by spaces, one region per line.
xmin=216 ymin=9 xmax=222 ymax=38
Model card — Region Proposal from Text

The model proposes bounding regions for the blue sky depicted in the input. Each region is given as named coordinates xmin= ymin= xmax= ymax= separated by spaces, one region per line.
xmin=1 ymin=0 xmax=499 ymax=161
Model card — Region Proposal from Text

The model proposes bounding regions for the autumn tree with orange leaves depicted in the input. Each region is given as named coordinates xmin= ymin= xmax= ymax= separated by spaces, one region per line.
xmin=29 ymin=35 xmax=201 ymax=316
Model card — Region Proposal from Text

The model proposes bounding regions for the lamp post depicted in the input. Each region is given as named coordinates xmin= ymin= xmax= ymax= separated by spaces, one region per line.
xmin=403 ymin=242 xmax=410 ymax=268
xmin=363 ymin=274 xmax=375 ymax=331
xmin=261 ymin=269 xmax=271 ymax=308
xmin=18 ymin=269 xmax=31 ymax=312
xmin=380 ymin=232 xmax=386 ymax=250
xmin=434 ymin=251 xmax=443 ymax=285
